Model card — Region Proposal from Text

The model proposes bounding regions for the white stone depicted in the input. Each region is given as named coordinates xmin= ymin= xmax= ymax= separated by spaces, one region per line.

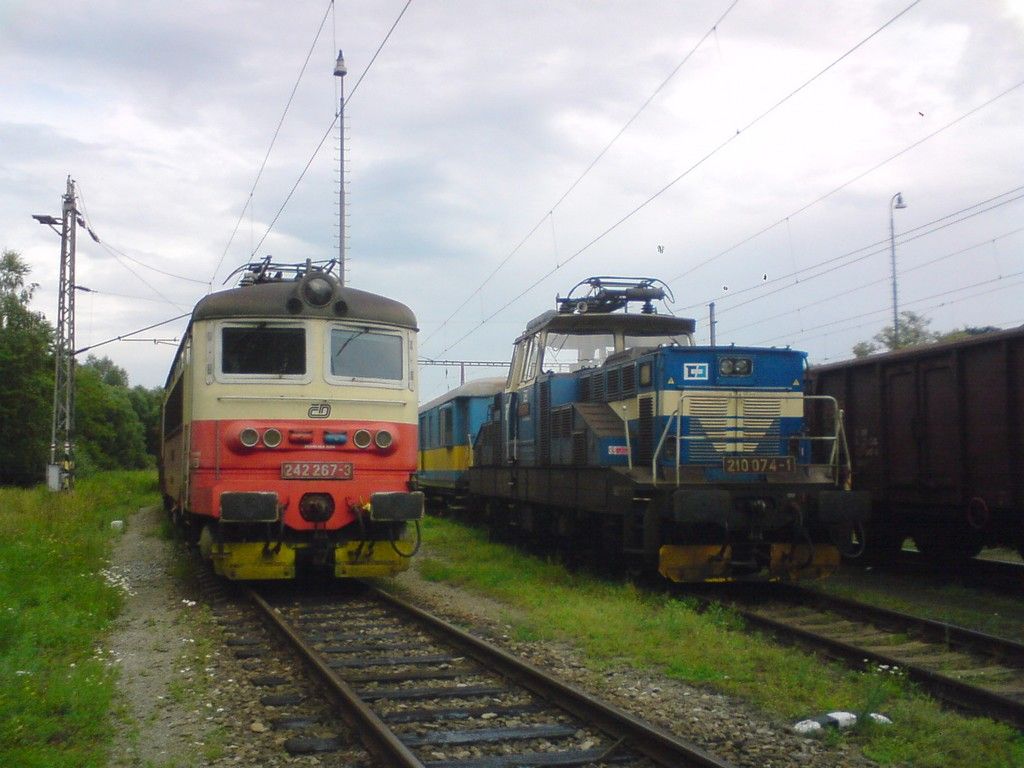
xmin=827 ymin=711 xmax=858 ymax=729
xmin=793 ymin=720 xmax=822 ymax=734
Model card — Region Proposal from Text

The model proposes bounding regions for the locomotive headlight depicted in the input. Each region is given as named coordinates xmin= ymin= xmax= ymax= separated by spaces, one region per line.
xmin=353 ymin=428 xmax=373 ymax=449
xmin=719 ymin=357 xmax=753 ymax=376
xmin=374 ymin=429 xmax=394 ymax=449
xmin=263 ymin=428 xmax=283 ymax=448
xmin=239 ymin=427 xmax=260 ymax=448
xmin=302 ymin=276 xmax=334 ymax=306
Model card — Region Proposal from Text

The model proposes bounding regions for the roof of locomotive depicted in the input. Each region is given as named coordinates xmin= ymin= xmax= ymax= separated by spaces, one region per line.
xmin=419 ymin=377 xmax=507 ymax=414
xmin=517 ymin=310 xmax=696 ymax=342
xmin=192 ymin=278 xmax=417 ymax=329
xmin=164 ymin=271 xmax=416 ymax=389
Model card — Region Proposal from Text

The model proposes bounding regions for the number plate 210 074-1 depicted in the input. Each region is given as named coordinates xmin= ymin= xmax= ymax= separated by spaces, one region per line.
xmin=722 ymin=456 xmax=795 ymax=474
xmin=280 ymin=462 xmax=353 ymax=480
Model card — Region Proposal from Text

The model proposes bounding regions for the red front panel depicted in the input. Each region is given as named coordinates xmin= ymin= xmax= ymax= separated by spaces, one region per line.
xmin=187 ymin=418 xmax=416 ymax=531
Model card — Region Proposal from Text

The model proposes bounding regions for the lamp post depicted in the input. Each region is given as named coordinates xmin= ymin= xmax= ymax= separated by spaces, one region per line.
xmin=889 ymin=191 xmax=907 ymax=348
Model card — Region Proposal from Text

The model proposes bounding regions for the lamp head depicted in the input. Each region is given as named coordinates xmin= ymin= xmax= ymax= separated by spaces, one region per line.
xmin=894 ymin=192 xmax=907 ymax=209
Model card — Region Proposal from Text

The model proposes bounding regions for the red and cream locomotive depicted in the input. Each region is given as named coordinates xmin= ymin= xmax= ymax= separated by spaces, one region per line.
xmin=160 ymin=259 xmax=422 ymax=579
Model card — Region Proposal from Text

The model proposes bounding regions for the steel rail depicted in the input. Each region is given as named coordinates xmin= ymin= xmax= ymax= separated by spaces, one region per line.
xmin=370 ymin=584 xmax=736 ymax=768
xmin=247 ymin=589 xmax=423 ymax=768
xmin=722 ymin=586 xmax=1024 ymax=730
xmin=778 ymin=584 xmax=1024 ymax=664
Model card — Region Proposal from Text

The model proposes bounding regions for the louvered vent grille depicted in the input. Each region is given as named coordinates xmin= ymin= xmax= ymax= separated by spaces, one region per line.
xmin=539 ymin=380 xmax=551 ymax=465
xmin=685 ymin=396 xmax=731 ymax=462
xmin=636 ymin=395 xmax=654 ymax=465
xmin=621 ymin=365 xmax=636 ymax=396
xmin=592 ymin=373 xmax=606 ymax=402
xmin=551 ymin=406 xmax=573 ymax=438
xmin=739 ymin=397 xmax=783 ymax=453
xmin=685 ymin=394 xmax=785 ymax=462
xmin=572 ymin=432 xmax=587 ymax=465
xmin=579 ymin=376 xmax=592 ymax=403
xmin=606 ymin=368 xmax=621 ymax=400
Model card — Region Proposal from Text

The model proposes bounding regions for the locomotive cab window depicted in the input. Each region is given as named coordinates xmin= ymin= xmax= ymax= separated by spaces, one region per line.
xmin=328 ymin=326 xmax=405 ymax=384
xmin=516 ymin=335 xmax=541 ymax=385
xmin=543 ymin=332 xmax=615 ymax=373
xmin=625 ymin=333 xmax=692 ymax=350
xmin=220 ymin=324 xmax=306 ymax=377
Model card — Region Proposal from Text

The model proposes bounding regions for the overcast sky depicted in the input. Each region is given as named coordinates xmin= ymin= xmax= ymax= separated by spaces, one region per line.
xmin=3 ymin=0 xmax=1023 ymax=400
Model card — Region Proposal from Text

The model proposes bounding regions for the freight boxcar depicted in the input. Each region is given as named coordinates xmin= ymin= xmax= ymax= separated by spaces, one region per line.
xmin=806 ymin=326 xmax=1024 ymax=563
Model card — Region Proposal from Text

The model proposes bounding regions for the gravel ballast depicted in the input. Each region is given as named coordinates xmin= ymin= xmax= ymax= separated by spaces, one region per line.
xmin=106 ymin=506 xmax=877 ymax=767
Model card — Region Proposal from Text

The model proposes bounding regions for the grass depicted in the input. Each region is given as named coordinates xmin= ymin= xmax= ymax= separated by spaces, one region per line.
xmin=814 ymin=570 xmax=1024 ymax=644
xmin=0 ymin=470 xmax=159 ymax=768
xmin=413 ymin=516 xmax=1024 ymax=768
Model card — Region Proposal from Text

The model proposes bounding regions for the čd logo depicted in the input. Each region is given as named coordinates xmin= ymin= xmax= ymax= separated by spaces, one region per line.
xmin=308 ymin=402 xmax=332 ymax=419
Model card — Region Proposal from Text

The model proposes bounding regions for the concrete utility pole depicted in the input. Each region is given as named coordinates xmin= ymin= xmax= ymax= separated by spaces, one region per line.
xmin=334 ymin=49 xmax=347 ymax=286
xmin=889 ymin=191 xmax=907 ymax=349
xmin=48 ymin=177 xmax=78 ymax=490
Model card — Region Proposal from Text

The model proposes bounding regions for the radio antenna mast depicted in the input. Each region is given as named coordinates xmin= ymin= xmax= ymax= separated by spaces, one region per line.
xmin=334 ymin=49 xmax=347 ymax=286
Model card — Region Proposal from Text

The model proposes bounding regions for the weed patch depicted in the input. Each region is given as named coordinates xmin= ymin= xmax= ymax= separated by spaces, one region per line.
xmin=0 ymin=470 xmax=159 ymax=767
xmin=415 ymin=515 xmax=1024 ymax=768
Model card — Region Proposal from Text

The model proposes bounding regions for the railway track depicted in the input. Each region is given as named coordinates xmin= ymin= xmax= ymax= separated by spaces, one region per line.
xmin=880 ymin=551 xmax=1024 ymax=595
xmin=247 ymin=583 xmax=736 ymax=768
xmin=711 ymin=584 xmax=1024 ymax=729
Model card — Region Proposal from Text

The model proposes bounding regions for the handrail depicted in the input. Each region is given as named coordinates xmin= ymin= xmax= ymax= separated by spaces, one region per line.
xmin=617 ymin=403 xmax=633 ymax=471
xmin=650 ymin=392 xmax=849 ymax=488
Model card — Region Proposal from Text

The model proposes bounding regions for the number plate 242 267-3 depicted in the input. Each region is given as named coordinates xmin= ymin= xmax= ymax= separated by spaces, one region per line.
xmin=280 ymin=462 xmax=353 ymax=480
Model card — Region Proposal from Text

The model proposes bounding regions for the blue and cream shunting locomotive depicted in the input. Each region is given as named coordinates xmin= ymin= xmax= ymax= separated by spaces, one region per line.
xmin=419 ymin=277 xmax=869 ymax=582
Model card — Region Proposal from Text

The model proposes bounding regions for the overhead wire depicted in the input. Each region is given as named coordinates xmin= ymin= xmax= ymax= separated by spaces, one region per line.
xmin=752 ymin=270 xmax=1024 ymax=347
xmin=683 ymin=184 xmax=1024 ymax=314
xmin=76 ymin=183 xmax=208 ymax=287
xmin=718 ymin=224 xmax=1024 ymax=336
xmin=432 ymin=0 xmax=925 ymax=357
xmin=75 ymin=186 xmax=192 ymax=310
xmin=211 ymin=0 xmax=336 ymax=286
xmin=669 ymin=76 xmax=1024 ymax=285
xmin=419 ymin=0 xmax=742 ymax=348
xmin=74 ymin=285 xmax=194 ymax=305
xmin=75 ymin=312 xmax=192 ymax=356
xmin=244 ymin=0 xmax=414 ymax=264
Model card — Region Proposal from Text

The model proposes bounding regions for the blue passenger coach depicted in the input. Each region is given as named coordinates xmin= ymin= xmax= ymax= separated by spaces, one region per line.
xmin=417 ymin=378 xmax=505 ymax=506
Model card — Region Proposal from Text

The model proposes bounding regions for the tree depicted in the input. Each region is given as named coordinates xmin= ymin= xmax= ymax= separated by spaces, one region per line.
xmin=935 ymin=325 xmax=1001 ymax=344
xmin=82 ymin=354 xmax=129 ymax=387
xmin=0 ymin=250 xmax=54 ymax=485
xmin=127 ymin=384 xmax=164 ymax=459
xmin=75 ymin=365 xmax=149 ymax=473
xmin=851 ymin=311 xmax=939 ymax=357
xmin=75 ymin=356 xmax=154 ymax=471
